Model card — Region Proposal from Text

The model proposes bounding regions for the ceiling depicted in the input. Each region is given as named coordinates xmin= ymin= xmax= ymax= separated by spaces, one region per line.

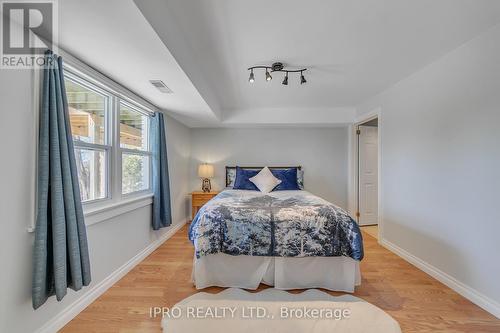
xmin=60 ymin=0 xmax=500 ymax=127
xmin=59 ymin=0 xmax=219 ymax=127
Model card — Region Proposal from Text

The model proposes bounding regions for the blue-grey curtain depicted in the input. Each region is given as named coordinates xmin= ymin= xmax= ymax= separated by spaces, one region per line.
xmin=151 ymin=112 xmax=172 ymax=230
xmin=32 ymin=51 xmax=91 ymax=309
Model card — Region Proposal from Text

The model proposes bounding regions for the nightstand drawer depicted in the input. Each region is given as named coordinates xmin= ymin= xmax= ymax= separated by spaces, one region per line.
xmin=193 ymin=195 xmax=215 ymax=206
xmin=191 ymin=191 xmax=219 ymax=220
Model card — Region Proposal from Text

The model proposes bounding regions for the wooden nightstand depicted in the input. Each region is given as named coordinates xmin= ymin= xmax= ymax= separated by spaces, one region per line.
xmin=191 ymin=191 xmax=219 ymax=220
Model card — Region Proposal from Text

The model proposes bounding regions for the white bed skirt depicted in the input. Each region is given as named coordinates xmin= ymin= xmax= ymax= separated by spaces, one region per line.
xmin=192 ymin=254 xmax=361 ymax=292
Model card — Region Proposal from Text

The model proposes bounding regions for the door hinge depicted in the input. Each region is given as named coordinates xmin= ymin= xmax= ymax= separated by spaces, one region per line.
xmin=355 ymin=211 xmax=360 ymax=217
xmin=356 ymin=129 xmax=361 ymax=135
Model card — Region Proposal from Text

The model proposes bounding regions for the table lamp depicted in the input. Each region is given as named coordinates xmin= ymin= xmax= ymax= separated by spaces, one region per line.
xmin=198 ymin=163 xmax=214 ymax=192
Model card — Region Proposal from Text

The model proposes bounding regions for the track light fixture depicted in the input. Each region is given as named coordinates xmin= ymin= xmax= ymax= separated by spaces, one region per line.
xmin=248 ymin=62 xmax=307 ymax=85
xmin=249 ymin=69 xmax=255 ymax=83
xmin=265 ymin=69 xmax=272 ymax=81
xmin=300 ymin=71 xmax=307 ymax=84
xmin=282 ymin=72 xmax=288 ymax=85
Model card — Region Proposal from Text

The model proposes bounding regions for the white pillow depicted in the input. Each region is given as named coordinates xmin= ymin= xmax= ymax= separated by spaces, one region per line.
xmin=249 ymin=167 xmax=282 ymax=194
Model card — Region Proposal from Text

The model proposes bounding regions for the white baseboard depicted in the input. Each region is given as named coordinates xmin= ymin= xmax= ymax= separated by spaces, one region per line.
xmin=380 ymin=238 xmax=500 ymax=319
xmin=35 ymin=221 xmax=186 ymax=333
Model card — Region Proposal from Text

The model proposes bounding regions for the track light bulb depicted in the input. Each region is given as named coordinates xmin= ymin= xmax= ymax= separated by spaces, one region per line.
xmin=266 ymin=70 xmax=272 ymax=81
xmin=300 ymin=72 xmax=307 ymax=84
xmin=282 ymin=73 xmax=288 ymax=85
xmin=249 ymin=70 xmax=255 ymax=83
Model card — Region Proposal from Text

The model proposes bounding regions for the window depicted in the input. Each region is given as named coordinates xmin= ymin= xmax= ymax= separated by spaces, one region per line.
xmin=119 ymin=102 xmax=151 ymax=195
xmin=65 ymin=69 xmax=152 ymax=207
xmin=66 ymin=76 xmax=110 ymax=202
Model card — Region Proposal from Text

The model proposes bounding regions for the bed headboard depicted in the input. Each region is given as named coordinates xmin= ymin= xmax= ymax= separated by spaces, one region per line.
xmin=225 ymin=166 xmax=303 ymax=188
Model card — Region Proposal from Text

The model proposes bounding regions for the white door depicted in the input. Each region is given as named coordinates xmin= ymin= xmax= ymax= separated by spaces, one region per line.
xmin=358 ymin=125 xmax=378 ymax=226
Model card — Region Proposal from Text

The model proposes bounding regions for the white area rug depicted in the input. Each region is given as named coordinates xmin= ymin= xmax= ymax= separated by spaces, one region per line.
xmin=161 ymin=288 xmax=401 ymax=333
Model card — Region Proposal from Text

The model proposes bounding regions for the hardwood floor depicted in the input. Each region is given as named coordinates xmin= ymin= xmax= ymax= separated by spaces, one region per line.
xmin=361 ymin=225 xmax=378 ymax=240
xmin=61 ymin=224 xmax=500 ymax=333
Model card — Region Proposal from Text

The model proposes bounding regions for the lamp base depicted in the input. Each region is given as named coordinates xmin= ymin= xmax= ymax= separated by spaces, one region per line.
xmin=201 ymin=178 xmax=211 ymax=193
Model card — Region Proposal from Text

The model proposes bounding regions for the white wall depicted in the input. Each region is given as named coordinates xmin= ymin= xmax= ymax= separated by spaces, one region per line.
xmin=0 ymin=68 xmax=191 ymax=333
xmin=190 ymin=127 xmax=349 ymax=209
xmin=357 ymin=24 xmax=500 ymax=313
xmin=165 ymin=115 xmax=192 ymax=225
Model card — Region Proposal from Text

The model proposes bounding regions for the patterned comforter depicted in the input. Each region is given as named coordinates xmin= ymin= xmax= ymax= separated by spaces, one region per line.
xmin=189 ymin=190 xmax=364 ymax=261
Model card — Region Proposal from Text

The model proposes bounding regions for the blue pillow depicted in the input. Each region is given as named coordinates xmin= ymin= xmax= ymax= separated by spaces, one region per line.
xmin=271 ymin=168 xmax=300 ymax=191
xmin=233 ymin=167 xmax=259 ymax=191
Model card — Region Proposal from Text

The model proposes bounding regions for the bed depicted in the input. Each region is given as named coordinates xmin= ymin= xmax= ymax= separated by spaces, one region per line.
xmin=189 ymin=166 xmax=364 ymax=292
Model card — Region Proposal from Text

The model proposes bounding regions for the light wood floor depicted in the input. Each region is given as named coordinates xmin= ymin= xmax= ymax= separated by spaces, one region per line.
xmin=61 ymin=224 xmax=500 ymax=333
xmin=361 ymin=225 xmax=378 ymax=240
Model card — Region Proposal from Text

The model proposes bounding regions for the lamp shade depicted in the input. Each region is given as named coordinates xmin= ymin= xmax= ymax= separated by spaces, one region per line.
xmin=198 ymin=164 xmax=214 ymax=178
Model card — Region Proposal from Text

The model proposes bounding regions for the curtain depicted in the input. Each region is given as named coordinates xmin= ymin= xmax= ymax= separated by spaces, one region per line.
xmin=151 ymin=112 xmax=172 ymax=230
xmin=32 ymin=51 xmax=91 ymax=309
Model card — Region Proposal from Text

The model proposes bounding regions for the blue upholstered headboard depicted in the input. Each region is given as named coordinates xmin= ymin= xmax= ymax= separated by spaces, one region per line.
xmin=225 ymin=166 xmax=304 ymax=189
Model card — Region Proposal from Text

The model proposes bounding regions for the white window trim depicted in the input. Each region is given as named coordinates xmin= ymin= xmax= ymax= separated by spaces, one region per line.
xmin=28 ymin=49 xmax=159 ymax=232
xmin=65 ymin=72 xmax=113 ymax=205
xmin=66 ymin=67 xmax=154 ymax=218
xmin=119 ymin=100 xmax=153 ymax=197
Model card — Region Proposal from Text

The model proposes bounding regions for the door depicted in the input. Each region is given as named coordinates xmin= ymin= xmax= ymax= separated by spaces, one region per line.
xmin=358 ymin=125 xmax=378 ymax=225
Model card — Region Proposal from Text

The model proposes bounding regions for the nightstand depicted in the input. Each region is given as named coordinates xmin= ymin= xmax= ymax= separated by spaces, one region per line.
xmin=191 ymin=191 xmax=219 ymax=220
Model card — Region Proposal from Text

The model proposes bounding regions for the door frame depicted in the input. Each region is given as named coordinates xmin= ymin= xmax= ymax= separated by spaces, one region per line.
xmin=348 ymin=108 xmax=383 ymax=241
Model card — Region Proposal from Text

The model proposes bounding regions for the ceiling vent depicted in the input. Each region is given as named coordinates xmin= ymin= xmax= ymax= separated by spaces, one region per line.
xmin=149 ymin=80 xmax=173 ymax=93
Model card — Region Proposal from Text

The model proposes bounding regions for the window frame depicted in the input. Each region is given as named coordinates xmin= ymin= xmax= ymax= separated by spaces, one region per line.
xmin=118 ymin=99 xmax=153 ymax=197
xmin=64 ymin=71 xmax=113 ymax=205
xmin=63 ymin=66 xmax=154 ymax=213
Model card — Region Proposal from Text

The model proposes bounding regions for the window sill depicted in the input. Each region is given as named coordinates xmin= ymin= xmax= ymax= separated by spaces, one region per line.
xmin=84 ymin=193 xmax=154 ymax=227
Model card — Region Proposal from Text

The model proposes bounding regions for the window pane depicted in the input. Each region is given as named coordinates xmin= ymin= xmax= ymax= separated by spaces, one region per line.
xmin=74 ymin=148 xmax=106 ymax=202
xmin=119 ymin=103 xmax=148 ymax=150
xmin=122 ymin=153 xmax=150 ymax=194
xmin=66 ymin=79 xmax=107 ymax=145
